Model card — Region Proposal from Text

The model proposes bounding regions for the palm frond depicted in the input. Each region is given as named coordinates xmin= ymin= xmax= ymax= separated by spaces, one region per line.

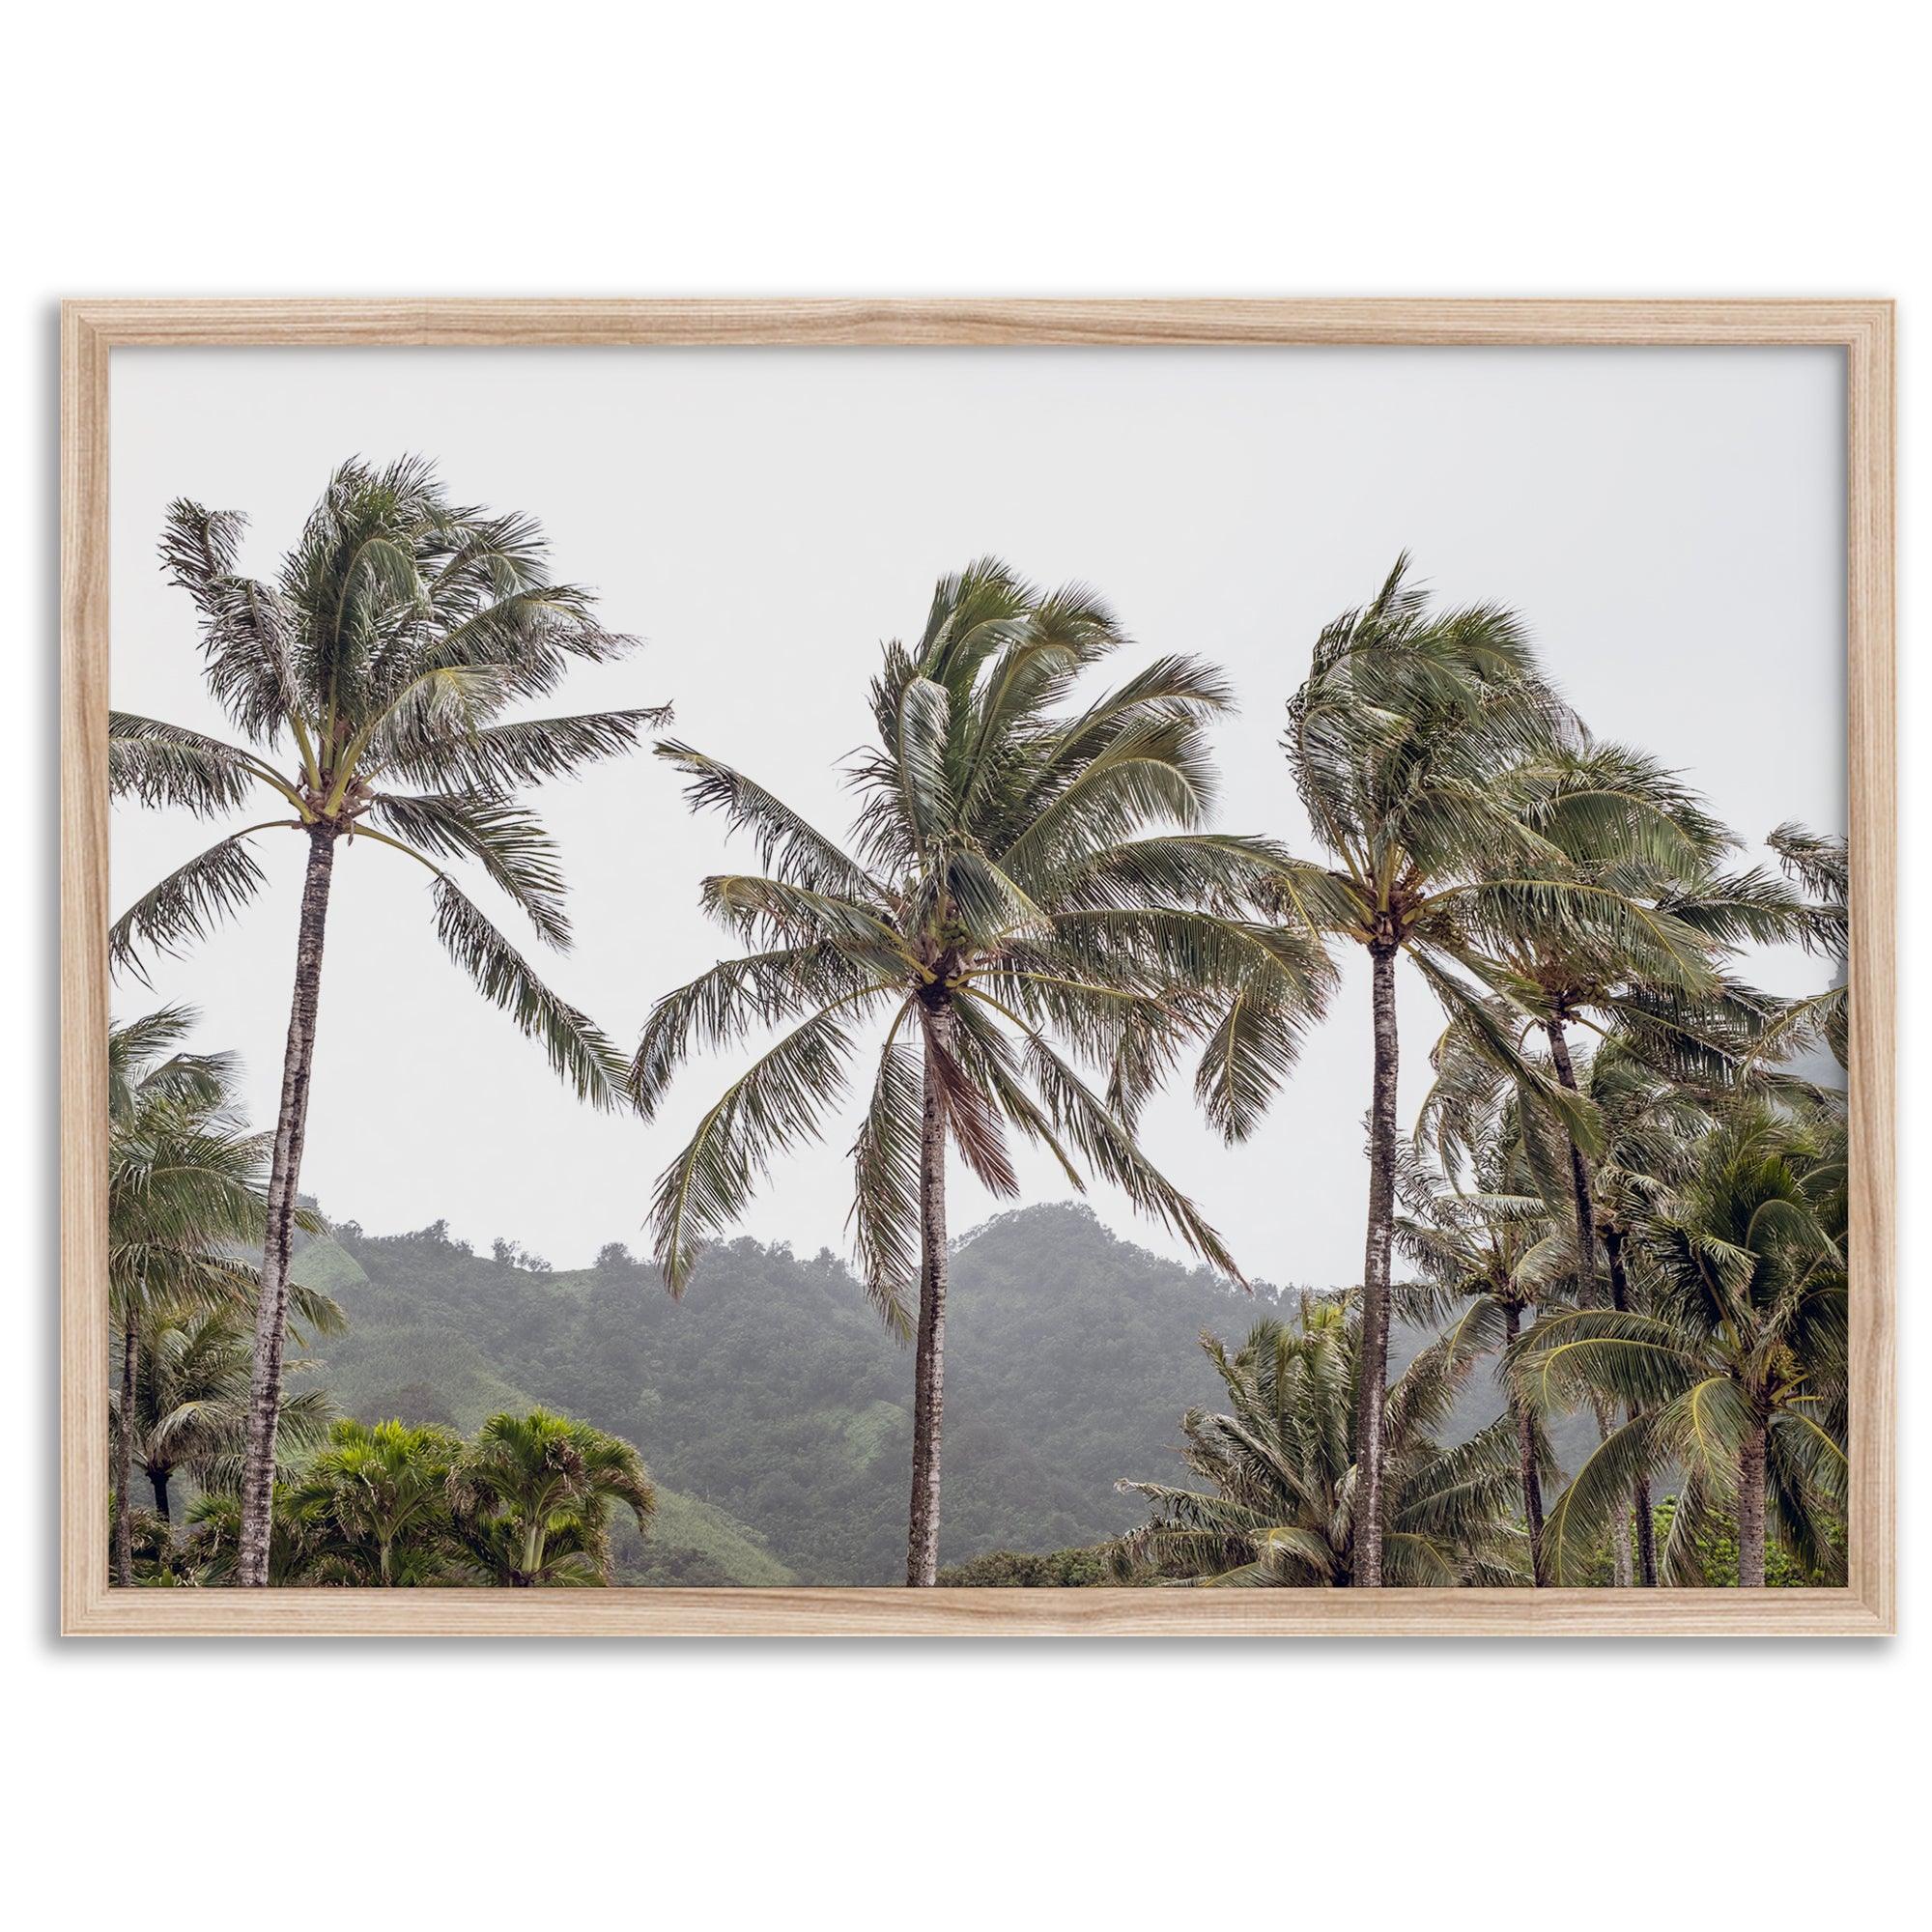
xmin=429 ymin=876 xmax=626 ymax=1109
xmin=372 ymin=791 xmax=572 ymax=946
xmin=108 ymin=829 xmax=280 ymax=984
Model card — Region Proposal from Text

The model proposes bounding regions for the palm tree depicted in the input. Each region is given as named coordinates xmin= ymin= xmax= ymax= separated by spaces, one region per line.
xmin=1449 ymin=744 xmax=1826 ymax=1581
xmin=1114 ymin=1300 xmax=1529 ymax=1586
xmin=108 ymin=458 xmax=664 ymax=1585
xmin=1521 ymin=1103 xmax=1847 ymax=1585
xmin=1246 ymin=555 xmax=1577 ymax=1583
xmin=1395 ymin=1116 xmax=1568 ymax=1580
xmin=287 ymin=1418 xmax=467 ymax=1586
xmin=446 ymin=1409 xmax=656 ymax=1585
xmin=107 ymin=1009 xmax=289 ymax=1584
xmin=125 ymin=1302 xmax=338 ymax=1522
xmin=633 ymin=559 xmax=1330 ymax=1581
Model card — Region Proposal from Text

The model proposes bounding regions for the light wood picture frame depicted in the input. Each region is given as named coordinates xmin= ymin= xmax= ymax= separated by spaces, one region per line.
xmin=62 ymin=298 xmax=1895 ymax=1636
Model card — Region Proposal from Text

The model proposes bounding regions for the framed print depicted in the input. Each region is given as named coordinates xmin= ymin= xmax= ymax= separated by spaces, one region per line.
xmin=61 ymin=298 xmax=1894 ymax=1635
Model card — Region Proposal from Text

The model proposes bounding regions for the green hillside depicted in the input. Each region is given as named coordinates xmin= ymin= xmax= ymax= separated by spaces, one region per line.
xmin=291 ymin=1235 xmax=796 ymax=1587
xmin=294 ymin=1202 xmax=1588 ymax=1585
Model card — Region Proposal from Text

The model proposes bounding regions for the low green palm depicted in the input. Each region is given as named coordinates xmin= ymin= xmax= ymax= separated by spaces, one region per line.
xmin=1115 ymin=1300 xmax=1529 ymax=1587
xmin=287 ymin=1418 xmax=467 ymax=1586
xmin=109 ymin=458 xmax=663 ymax=1585
xmin=447 ymin=1409 xmax=656 ymax=1586
xmin=122 ymin=1302 xmax=338 ymax=1523
xmin=635 ymin=558 xmax=1329 ymax=1582
xmin=1520 ymin=1102 xmax=1847 ymax=1585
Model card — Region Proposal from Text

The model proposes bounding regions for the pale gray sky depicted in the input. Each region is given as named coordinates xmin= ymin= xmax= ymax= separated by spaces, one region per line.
xmin=109 ymin=345 xmax=1846 ymax=1284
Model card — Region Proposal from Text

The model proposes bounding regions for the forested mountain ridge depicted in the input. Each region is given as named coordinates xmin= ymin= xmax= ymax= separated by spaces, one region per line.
xmin=293 ymin=1202 xmax=1580 ymax=1585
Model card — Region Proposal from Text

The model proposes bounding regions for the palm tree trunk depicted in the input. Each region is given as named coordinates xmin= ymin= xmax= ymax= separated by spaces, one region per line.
xmin=905 ymin=1000 xmax=953 ymax=1586
xmin=1603 ymin=1226 xmax=1658 ymax=1586
xmin=1354 ymin=942 xmax=1400 ymax=1590
xmin=113 ymin=1326 xmax=137 ymax=1587
xmin=1543 ymin=1019 xmax=1602 ymax=1295
xmin=1736 ymin=1418 xmax=1769 ymax=1587
xmin=238 ymin=824 xmax=337 ymax=1588
xmin=149 ymin=1463 xmax=172 ymax=1522
xmin=1545 ymin=1016 xmax=1651 ymax=1587
xmin=1501 ymin=1304 xmax=1546 ymax=1584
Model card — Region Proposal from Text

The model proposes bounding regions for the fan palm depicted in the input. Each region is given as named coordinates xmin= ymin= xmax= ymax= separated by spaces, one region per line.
xmin=446 ymin=1409 xmax=656 ymax=1585
xmin=109 ymin=458 xmax=664 ymax=1585
xmin=1242 ymin=555 xmax=1582 ymax=1583
xmin=1115 ymin=1299 xmax=1529 ymax=1586
xmin=634 ymin=559 xmax=1330 ymax=1581
xmin=1520 ymin=1103 xmax=1847 ymax=1585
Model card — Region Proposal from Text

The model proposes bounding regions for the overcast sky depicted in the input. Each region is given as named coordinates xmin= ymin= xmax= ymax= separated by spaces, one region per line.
xmin=109 ymin=345 xmax=1846 ymax=1287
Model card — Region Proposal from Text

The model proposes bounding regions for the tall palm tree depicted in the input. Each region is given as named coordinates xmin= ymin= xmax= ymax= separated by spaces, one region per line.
xmin=109 ymin=458 xmax=664 ymax=1585
xmin=633 ymin=559 xmax=1329 ymax=1582
xmin=1114 ymin=1300 xmax=1528 ymax=1586
xmin=446 ymin=1409 xmax=656 ymax=1585
xmin=1246 ymin=556 xmax=1577 ymax=1584
xmin=107 ymin=1009 xmax=291 ymax=1584
xmin=1520 ymin=1103 xmax=1847 ymax=1585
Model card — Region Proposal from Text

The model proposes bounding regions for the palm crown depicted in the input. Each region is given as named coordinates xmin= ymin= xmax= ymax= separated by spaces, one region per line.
xmin=110 ymin=455 xmax=661 ymax=1101
xmin=636 ymin=556 xmax=1328 ymax=1310
xmin=447 ymin=1408 xmax=657 ymax=1586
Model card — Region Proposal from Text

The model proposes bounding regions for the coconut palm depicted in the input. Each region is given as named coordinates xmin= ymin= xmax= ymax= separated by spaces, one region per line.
xmin=107 ymin=1009 xmax=292 ymax=1584
xmin=1114 ymin=1299 xmax=1529 ymax=1586
xmin=633 ymin=559 xmax=1330 ymax=1581
xmin=446 ymin=1409 xmax=656 ymax=1585
xmin=286 ymin=1418 xmax=467 ymax=1586
xmin=108 ymin=457 xmax=664 ymax=1585
xmin=1241 ymin=555 xmax=1584 ymax=1583
xmin=1520 ymin=1103 xmax=1847 ymax=1585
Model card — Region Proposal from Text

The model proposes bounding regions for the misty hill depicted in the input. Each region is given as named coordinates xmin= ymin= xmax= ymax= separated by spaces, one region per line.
xmin=294 ymin=1202 xmax=1577 ymax=1585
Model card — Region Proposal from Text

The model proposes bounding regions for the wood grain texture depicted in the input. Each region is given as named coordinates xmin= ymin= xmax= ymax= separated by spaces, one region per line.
xmin=62 ymin=296 xmax=1898 ymax=348
xmin=62 ymin=303 xmax=111 ymax=1632
xmin=59 ymin=298 xmax=1896 ymax=1637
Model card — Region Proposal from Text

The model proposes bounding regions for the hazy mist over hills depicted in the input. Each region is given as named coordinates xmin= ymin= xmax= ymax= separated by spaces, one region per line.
xmin=294 ymin=1200 xmax=1588 ymax=1584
